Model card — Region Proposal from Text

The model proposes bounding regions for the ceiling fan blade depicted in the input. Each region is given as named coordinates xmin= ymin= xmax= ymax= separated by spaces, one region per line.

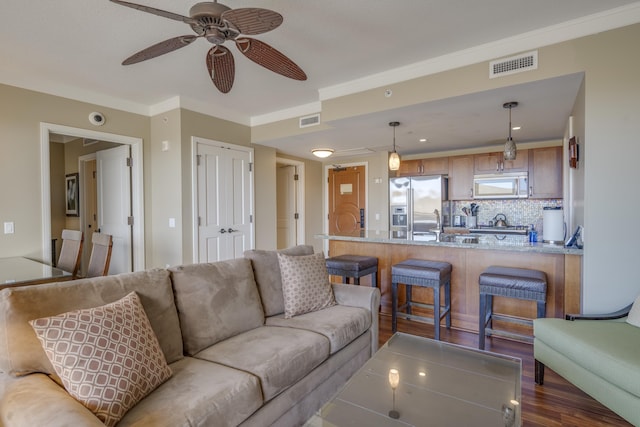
xmin=206 ymin=46 xmax=235 ymax=94
xmin=109 ymin=0 xmax=196 ymax=24
xmin=235 ymin=38 xmax=306 ymax=81
xmin=222 ymin=8 xmax=283 ymax=35
xmin=122 ymin=35 xmax=198 ymax=65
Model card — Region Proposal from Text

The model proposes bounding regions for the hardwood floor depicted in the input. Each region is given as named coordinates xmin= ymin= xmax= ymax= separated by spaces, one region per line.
xmin=379 ymin=314 xmax=632 ymax=426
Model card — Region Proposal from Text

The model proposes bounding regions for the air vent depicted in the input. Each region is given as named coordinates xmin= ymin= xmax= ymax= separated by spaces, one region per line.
xmin=333 ymin=147 xmax=375 ymax=157
xmin=299 ymin=113 xmax=320 ymax=128
xmin=489 ymin=51 xmax=538 ymax=79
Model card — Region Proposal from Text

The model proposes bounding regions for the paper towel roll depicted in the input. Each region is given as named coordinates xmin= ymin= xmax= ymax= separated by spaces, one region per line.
xmin=543 ymin=207 xmax=564 ymax=244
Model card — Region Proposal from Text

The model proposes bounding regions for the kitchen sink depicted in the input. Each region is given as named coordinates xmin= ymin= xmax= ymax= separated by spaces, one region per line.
xmin=441 ymin=234 xmax=479 ymax=244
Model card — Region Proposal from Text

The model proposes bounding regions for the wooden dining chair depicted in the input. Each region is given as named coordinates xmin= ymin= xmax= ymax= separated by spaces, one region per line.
xmin=86 ymin=232 xmax=113 ymax=277
xmin=57 ymin=229 xmax=83 ymax=277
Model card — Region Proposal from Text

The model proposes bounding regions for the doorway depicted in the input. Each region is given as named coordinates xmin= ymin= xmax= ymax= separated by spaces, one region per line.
xmin=276 ymin=158 xmax=305 ymax=249
xmin=328 ymin=164 xmax=367 ymax=234
xmin=40 ymin=123 xmax=144 ymax=271
xmin=192 ymin=137 xmax=255 ymax=262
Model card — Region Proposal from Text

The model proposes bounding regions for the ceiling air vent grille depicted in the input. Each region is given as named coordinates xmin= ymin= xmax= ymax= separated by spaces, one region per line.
xmin=299 ymin=113 xmax=320 ymax=128
xmin=489 ymin=51 xmax=538 ymax=79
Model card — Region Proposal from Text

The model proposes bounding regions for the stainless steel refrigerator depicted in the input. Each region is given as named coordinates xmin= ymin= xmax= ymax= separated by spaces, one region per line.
xmin=389 ymin=175 xmax=450 ymax=241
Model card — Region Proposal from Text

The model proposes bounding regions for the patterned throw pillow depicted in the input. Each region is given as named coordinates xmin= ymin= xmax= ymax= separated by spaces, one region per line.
xmin=627 ymin=294 xmax=640 ymax=328
xmin=277 ymin=252 xmax=336 ymax=319
xmin=29 ymin=292 xmax=172 ymax=427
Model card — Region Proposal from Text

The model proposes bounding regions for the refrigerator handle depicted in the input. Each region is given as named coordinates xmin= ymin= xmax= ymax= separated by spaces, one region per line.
xmin=408 ymin=188 xmax=413 ymax=234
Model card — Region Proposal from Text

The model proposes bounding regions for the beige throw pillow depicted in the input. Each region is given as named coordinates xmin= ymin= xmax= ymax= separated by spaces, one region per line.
xmin=627 ymin=294 xmax=640 ymax=328
xmin=277 ymin=252 xmax=336 ymax=319
xmin=29 ymin=292 xmax=172 ymax=427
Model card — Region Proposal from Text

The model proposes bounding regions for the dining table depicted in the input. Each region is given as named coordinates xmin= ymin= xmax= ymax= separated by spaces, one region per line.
xmin=0 ymin=256 xmax=73 ymax=290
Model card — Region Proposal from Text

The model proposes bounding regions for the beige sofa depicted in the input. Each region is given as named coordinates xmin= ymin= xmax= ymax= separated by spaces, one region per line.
xmin=0 ymin=246 xmax=380 ymax=426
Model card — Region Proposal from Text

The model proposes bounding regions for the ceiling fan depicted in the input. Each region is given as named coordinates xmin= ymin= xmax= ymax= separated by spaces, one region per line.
xmin=109 ymin=0 xmax=307 ymax=93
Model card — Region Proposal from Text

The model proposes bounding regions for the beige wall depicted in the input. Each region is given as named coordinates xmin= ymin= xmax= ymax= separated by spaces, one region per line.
xmin=254 ymin=23 xmax=640 ymax=313
xmin=177 ymin=109 xmax=253 ymax=263
xmin=149 ymin=109 xmax=182 ymax=268
xmin=1 ymin=23 xmax=639 ymax=313
xmin=0 ymin=84 xmax=150 ymax=261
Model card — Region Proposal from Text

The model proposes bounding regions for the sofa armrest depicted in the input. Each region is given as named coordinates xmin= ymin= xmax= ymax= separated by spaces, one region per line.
xmin=0 ymin=373 xmax=104 ymax=427
xmin=332 ymin=284 xmax=381 ymax=353
xmin=565 ymin=303 xmax=632 ymax=321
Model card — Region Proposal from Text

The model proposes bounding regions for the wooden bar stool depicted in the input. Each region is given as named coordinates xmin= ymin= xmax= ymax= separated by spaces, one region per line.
xmin=478 ymin=266 xmax=547 ymax=350
xmin=391 ymin=259 xmax=452 ymax=340
xmin=325 ymin=255 xmax=378 ymax=287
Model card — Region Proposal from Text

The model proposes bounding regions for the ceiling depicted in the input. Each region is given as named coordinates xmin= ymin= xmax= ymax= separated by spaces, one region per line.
xmin=2 ymin=1 xmax=639 ymax=160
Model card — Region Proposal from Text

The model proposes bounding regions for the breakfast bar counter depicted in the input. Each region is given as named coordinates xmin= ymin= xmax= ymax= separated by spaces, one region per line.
xmin=318 ymin=230 xmax=583 ymax=335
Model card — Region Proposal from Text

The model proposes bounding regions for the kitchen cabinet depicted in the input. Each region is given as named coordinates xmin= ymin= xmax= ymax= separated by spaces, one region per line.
xmin=474 ymin=150 xmax=528 ymax=174
xmin=393 ymin=157 xmax=449 ymax=177
xmin=448 ymin=155 xmax=474 ymax=200
xmin=529 ymin=146 xmax=563 ymax=198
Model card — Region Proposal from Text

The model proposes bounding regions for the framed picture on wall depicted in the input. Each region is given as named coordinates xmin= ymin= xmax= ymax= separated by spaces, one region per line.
xmin=569 ymin=136 xmax=579 ymax=169
xmin=65 ymin=173 xmax=79 ymax=216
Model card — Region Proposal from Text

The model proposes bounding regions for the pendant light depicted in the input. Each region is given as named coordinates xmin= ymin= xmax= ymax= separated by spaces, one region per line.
xmin=503 ymin=102 xmax=518 ymax=161
xmin=388 ymin=121 xmax=400 ymax=171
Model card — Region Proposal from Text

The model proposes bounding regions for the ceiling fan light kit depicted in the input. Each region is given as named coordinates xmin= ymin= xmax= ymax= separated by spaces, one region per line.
xmin=503 ymin=101 xmax=518 ymax=161
xmin=312 ymin=148 xmax=334 ymax=158
xmin=109 ymin=0 xmax=307 ymax=93
xmin=388 ymin=121 xmax=401 ymax=171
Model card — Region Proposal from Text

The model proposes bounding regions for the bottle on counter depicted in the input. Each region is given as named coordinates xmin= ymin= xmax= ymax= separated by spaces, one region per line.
xmin=529 ymin=224 xmax=538 ymax=243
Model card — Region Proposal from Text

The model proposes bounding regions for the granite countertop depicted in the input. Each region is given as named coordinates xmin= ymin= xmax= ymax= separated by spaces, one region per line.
xmin=316 ymin=230 xmax=584 ymax=255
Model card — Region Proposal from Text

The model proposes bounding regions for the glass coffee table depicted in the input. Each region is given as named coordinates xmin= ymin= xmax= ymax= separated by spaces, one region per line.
xmin=306 ymin=332 xmax=521 ymax=426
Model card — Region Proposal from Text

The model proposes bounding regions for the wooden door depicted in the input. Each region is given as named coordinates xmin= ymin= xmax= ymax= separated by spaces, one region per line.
xmin=329 ymin=166 xmax=366 ymax=234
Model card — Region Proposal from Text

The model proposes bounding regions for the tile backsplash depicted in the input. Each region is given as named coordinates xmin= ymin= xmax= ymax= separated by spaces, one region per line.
xmin=452 ymin=199 xmax=563 ymax=233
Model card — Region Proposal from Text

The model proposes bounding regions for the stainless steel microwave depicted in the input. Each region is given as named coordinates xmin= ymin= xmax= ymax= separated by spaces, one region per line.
xmin=473 ymin=173 xmax=528 ymax=199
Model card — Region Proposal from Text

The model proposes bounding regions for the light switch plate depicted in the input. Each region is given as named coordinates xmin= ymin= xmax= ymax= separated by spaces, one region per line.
xmin=4 ymin=222 xmax=14 ymax=234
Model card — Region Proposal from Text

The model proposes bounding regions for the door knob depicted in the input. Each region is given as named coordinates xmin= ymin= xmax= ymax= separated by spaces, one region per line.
xmin=219 ymin=228 xmax=227 ymax=233
xmin=228 ymin=228 xmax=238 ymax=233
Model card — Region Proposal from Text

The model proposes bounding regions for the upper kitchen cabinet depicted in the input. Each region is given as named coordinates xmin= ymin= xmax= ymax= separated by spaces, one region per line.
xmin=393 ymin=157 xmax=449 ymax=177
xmin=528 ymin=146 xmax=563 ymax=199
xmin=474 ymin=150 xmax=528 ymax=174
xmin=449 ymin=155 xmax=474 ymax=200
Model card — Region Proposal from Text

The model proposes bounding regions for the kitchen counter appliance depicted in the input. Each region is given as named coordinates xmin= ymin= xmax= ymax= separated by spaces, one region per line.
xmin=390 ymin=175 xmax=450 ymax=241
xmin=473 ymin=173 xmax=528 ymax=199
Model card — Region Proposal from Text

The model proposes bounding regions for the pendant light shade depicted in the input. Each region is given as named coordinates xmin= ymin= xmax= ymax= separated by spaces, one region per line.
xmin=503 ymin=102 xmax=518 ymax=161
xmin=388 ymin=121 xmax=401 ymax=171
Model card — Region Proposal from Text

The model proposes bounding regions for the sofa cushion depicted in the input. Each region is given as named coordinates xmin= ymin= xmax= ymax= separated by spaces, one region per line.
xmin=0 ymin=269 xmax=183 ymax=376
xmin=534 ymin=318 xmax=640 ymax=398
xmin=29 ymin=292 xmax=172 ymax=427
xmin=169 ymin=258 xmax=264 ymax=355
xmin=244 ymin=245 xmax=314 ymax=317
xmin=266 ymin=304 xmax=370 ymax=354
xmin=627 ymin=294 xmax=640 ymax=328
xmin=277 ymin=252 xmax=336 ymax=319
xmin=194 ymin=326 xmax=330 ymax=401
xmin=118 ymin=357 xmax=263 ymax=427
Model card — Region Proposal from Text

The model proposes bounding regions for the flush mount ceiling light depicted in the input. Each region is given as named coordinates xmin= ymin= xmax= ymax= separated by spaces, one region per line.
xmin=388 ymin=121 xmax=400 ymax=171
xmin=503 ymin=101 xmax=518 ymax=161
xmin=311 ymin=148 xmax=334 ymax=158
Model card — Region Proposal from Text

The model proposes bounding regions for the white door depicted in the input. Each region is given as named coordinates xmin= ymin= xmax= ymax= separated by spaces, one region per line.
xmin=277 ymin=164 xmax=297 ymax=249
xmin=97 ymin=145 xmax=133 ymax=274
xmin=195 ymin=140 xmax=253 ymax=262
